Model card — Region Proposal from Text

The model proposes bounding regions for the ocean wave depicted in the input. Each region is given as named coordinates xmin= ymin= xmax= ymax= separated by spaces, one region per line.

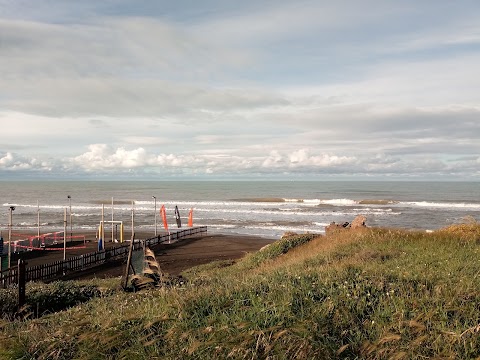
xmin=358 ymin=199 xmax=398 ymax=205
xmin=205 ymin=224 xmax=237 ymax=229
xmin=138 ymin=200 xmax=255 ymax=208
xmin=352 ymin=208 xmax=394 ymax=213
xmin=230 ymin=197 xmax=288 ymax=203
xmin=10 ymin=203 xmax=108 ymax=211
xmin=314 ymin=222 xmax=331 ymax=227
xmin=402 ymin=201 xmax=480 ymax=210
xmin=192 ymin=207 xmax=374 ymax=217
xmin=317 ymin=198 xmax=399 ymax=206
xmin=79 ymin=206 xmax=398 ymax=218
xmin=318 ymin=199 xmax=357 ymax=206
xmin=208 ymin=223 xmax=323 ymax=234
xmin=90 ymin=200 xmax=134 ymax=205
xmin=302 ymin=199 xmax=322 ymax=205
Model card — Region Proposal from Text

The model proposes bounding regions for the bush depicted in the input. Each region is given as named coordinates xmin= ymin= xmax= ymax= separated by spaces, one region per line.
xmin=0 ymin=280 xmax=115 ymax=318
xmin=241 ymin=233 xmax=319 ymax=269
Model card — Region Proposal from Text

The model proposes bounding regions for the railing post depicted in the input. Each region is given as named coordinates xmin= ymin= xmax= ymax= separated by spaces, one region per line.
xmin=18 ymin=259 xmax=26 ymax=310
xmin=0 ymin=226 xmax=208 ymax=285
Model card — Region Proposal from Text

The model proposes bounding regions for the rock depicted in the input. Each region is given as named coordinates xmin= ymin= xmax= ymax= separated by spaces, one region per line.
xmin=325 ymin=216 xmax=367 ymax=234
xmin=281 ymin=231 xmax=298 ymax=239
xmin=324 ymin=222 xmax=342 ymax=235
xmin=259 ymin=244 xmax=271 ymax=251
xmin=351 ymin=215 xmax=367 ymax=229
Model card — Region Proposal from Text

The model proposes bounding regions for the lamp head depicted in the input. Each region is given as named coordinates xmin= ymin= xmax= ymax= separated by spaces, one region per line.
xmin=9 ymin=206 xmax=15 ymax=211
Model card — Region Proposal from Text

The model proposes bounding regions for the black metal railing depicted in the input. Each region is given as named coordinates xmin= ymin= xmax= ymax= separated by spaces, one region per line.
xmin=1 ymin=226 xmax=207 ymax=288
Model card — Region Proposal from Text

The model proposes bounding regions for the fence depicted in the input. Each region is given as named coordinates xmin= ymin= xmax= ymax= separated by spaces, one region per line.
xmin=0 ymin=226 xmax=207 ymax=288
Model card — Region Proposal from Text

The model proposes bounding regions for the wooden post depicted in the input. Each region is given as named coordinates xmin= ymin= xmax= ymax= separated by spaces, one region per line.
xmin=122 ymin=233 xmax=135 ymax=289
xmin=18 ymin=259 xmax=26 ymax=311
xmin=131 ymin=200 xmax=135 ymax=241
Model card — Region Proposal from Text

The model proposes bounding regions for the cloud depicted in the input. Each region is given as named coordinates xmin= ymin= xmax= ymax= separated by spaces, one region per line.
xmin=72 ymin=144 xmax=148 ymax=169
xmin=1 ymin=139 xmax=476 ymax=179
xmin=288 ymin=149 xmax=355 ymax=167
xmin=70 ymin=144 xmax=356 ymax=174
xmin=61 ymin=143 xmax=477 ymax=179
xmin=1 ymin=1 xmax=480 ymax=180
xmin=193 ymin=1 xmax=408 ymax=45
xmin=0 ymin=15 xmax=268 ymax=117
xmin=121 ymin=136 xmax=173 ymax=146
xmin=89 ymin=119 xmax=110 ymax=128
xmin=0 ymin=152 xmax=52 ymax=171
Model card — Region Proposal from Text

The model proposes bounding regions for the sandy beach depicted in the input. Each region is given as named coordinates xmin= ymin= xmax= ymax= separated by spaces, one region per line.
xmin=7 ymin=231 xmax=276 ymax=280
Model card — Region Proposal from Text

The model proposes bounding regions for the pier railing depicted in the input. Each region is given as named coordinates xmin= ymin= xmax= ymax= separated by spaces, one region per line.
xmin=1 ymin=226 xmax=207 ymax=288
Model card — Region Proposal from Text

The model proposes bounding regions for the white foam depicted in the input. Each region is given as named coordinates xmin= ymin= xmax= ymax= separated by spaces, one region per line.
xmin=319 ymin=198 xmax=358 ymax=206
xmin=403 ymin=201 xmax=480 ymax=210
xmin=303 ymin=199 xmax=323 ymax=206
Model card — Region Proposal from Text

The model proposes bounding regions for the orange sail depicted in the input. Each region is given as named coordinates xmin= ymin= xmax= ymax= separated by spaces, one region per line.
xmin=188 ymin=208 xmax=193 ymax=227
xmin=160 ymin=205 xmax=169 ymax=233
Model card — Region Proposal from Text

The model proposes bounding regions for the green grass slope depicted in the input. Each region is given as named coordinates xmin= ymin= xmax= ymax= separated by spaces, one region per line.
xmin=1 ymin=225 xmax=479 ymax=359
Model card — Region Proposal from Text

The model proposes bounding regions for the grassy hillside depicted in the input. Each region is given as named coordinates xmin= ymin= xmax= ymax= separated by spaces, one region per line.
xmin=1 ymin=224 xmax=479 ymax=359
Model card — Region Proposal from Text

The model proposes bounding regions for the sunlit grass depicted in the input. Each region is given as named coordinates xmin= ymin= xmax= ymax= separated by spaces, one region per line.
xmin=1 ymin=223 xmax=479 ymax=359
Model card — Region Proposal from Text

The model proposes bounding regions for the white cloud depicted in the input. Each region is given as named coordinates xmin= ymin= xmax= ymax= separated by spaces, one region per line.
xmin=72 ymin=144 xmax=149 ymax=169
xmin=194 ymin=1 xmax=406 ymax=45
xmin=62 ymin=143 xmax=473 ymax=179
xmin=1 ymin=1 xmax=479 ymax=179
xmin=0 ymin=152 xmax=52 ymax=171
xmin=288 ymin=149 xmax=355 ymax=167
xmin=70 ymin=144 xmax=358 ymax=174
xmin=121 ymin=136 xmax=172 ymax=146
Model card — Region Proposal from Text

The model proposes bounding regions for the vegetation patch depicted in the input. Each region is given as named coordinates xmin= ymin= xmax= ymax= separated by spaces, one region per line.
xmin=0 ymin=279 xmax=117 ymax=319
xmin=239 ymin=233 xmax=318 ymax=269
xmin=1 ymin=226 xmax=479 ymax=359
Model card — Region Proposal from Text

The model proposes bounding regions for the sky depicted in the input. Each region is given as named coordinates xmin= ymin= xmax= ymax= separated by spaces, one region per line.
xmin=1 ymin=0 xmax=479 ymax=180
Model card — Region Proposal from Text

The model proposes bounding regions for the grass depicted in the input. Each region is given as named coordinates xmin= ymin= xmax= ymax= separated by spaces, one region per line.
xmin=0 ymin=224 xmax=479 ymax=359
xmin=0 ymin=278 xmax=118 ymax=320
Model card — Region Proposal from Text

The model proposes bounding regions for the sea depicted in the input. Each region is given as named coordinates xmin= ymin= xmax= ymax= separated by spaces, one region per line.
xmin=0 ymin=181 xmax=479 ymax=240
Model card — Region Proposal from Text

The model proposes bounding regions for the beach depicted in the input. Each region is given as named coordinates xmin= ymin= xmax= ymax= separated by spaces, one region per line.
xmin=7 ymin=231 xmax=276 ymax=280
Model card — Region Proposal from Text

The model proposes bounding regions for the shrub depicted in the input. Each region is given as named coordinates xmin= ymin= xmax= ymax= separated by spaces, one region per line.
xmin=0 ymin=280 xmax=115 ymax=319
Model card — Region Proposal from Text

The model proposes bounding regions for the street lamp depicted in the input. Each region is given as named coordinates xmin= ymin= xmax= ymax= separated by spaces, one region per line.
xmin=152 ymin=196 xmax=157 ymax=236
xmin=67 ymin=195 xmax=72 ymax=242
xmin=8 ymin=206 xmax=15 ymax=269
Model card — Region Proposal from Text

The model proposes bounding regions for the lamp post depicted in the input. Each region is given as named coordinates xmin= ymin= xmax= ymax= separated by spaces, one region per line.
xmin=67 ymin=195 xmax=72 ymax=242
xmin=8 ymin=206 xmax=15 ymax=269
xmin=63 ymin=208 xmax=67 ymax=260
xmin=37 ymin=200 xmax=40 ymax=242
xmin=152 ymin=196 xmax=157 ymax=236
xmin=111 ymin=197 xmax=114 ymax=243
